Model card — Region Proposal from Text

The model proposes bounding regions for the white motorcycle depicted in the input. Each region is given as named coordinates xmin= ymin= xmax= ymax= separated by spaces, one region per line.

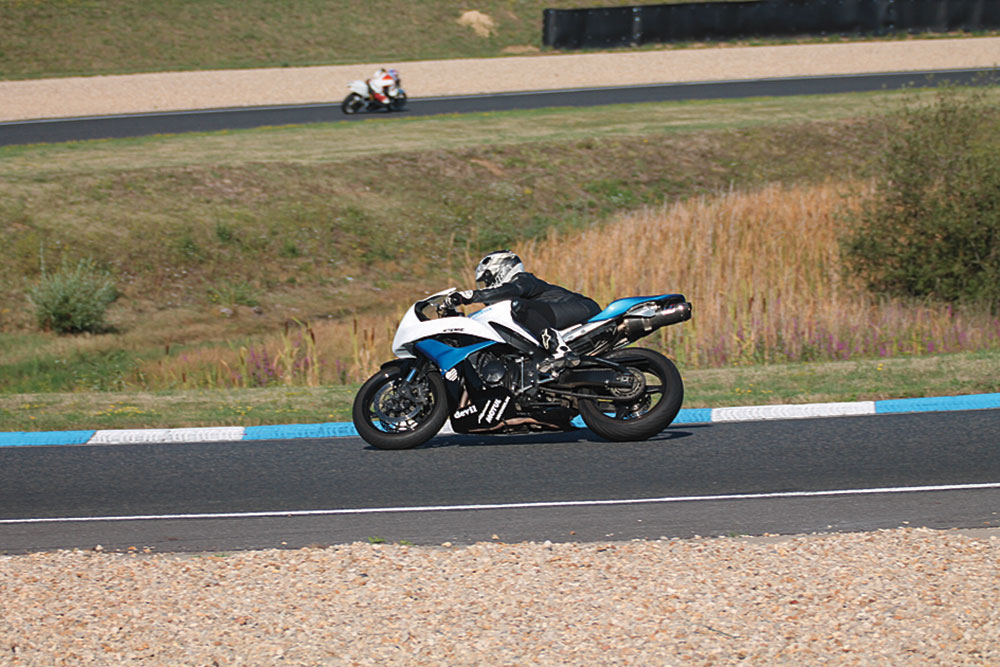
xmin=352 ymin=288 xmax=692 ymax=449
xmin=341 ymin=79 xmax=407 ymax=114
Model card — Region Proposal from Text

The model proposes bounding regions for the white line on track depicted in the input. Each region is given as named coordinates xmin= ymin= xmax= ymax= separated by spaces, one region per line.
xmin=3 ymin=482 xmax=999 ymax=525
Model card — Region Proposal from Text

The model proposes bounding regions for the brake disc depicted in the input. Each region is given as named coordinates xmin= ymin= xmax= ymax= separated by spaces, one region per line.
xmin=372 ymin=380 xmax=425 ymax=429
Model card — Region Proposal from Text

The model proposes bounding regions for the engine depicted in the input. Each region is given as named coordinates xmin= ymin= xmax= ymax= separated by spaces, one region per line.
xmin=470 ymin=350 xmax=540 ymax=396
xmin=475 ymin=352 xmax=507 ymax=387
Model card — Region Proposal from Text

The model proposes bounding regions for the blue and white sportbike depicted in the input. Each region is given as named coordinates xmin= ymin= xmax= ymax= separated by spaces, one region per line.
xmin=352 ymin=288 xmax=692 ymax=449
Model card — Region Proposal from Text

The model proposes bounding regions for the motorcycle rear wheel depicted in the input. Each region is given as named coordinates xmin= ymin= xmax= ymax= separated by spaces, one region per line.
xmin=352 ymin=364 xmax=448 ymax=450
xmin=342 ymin=93 xmax=365 ymax=115
xmin=578 ymin=347 xmax=683 ymax=442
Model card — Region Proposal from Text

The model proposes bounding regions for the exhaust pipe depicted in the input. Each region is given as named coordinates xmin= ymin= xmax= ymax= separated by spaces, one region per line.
xmin=620 ymin=301 xmax=692 ymax=340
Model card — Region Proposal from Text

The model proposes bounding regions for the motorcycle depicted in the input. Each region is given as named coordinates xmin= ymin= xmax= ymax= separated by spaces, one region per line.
xmin=341 ymin=79 xmax=407 ymax=114
xmin=352 ymin=288 xmax=692 ymax=449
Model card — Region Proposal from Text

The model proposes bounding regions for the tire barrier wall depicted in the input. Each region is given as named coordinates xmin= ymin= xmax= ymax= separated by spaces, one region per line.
xmin=542 ymin=0 xmax=1000 ymax=49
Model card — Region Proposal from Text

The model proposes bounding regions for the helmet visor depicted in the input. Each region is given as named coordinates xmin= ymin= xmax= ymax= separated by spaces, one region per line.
xmin=476 ymin=269 xmax=495 ymax=289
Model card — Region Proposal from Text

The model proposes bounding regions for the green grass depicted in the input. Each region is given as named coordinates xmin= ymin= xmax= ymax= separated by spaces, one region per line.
xmin=686 ymin=350 xmax=1000 ymax=407
xmin=2 ymin=91 xmax=903 ymax=334
xmin=2 ymin=351 xmax=997 ymax=431
xmin=0 ymin=89 xmax=954 ymax=176
xmin=0 ymin=385 xmax=356 ymax=432
xmin=0 ymin=0 xmax=713 ymax=79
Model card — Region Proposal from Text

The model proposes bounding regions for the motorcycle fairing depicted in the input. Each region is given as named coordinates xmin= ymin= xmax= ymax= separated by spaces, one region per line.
xmin=449 ymin=386 xmax=517 ymax=432
xmin=587 ymin=293 xmax=686 ymax=322
xmin=392 ymin=288 xmax=508 ymax=358
xmin=468 ymin=302 xmax=541 ymax=348
xmin=449 ymin=383 xmax=577 ymax=434
xmin=414 ymin=338 xmax=496 ymax=372
xmin=347 ymin=80 xmax=370 ymax=97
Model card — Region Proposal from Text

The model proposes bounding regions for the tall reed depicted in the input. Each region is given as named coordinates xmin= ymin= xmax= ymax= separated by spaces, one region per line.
xmin=142 ymin=315 xmax=396 ymax=389
xmin=524 ymin=180 xmax=1000 ymax=367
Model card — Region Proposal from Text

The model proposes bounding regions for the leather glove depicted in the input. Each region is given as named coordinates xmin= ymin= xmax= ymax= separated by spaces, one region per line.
xmin=446 ymin=290 xmax=474 ymax=307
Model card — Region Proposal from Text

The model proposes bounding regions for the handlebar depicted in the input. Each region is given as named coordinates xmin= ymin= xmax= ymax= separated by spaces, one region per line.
xmin=436 ymin=300 xmax=459 ymax=318
xmin=437 ymin=290 xmax=467 ymax=317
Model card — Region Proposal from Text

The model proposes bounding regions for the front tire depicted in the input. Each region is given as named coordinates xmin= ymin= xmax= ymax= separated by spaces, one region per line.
xmin=352 ymin=364 xmax=448 ymax=449
xmin=578 ymin=347 xmax=683 ymax=442
xmin=342 ymin=93 xmax=365 ymax=115
xmin=388 ymin=90 xmax=407 ymax=111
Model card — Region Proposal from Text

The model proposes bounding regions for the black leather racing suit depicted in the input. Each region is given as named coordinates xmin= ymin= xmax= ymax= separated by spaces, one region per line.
xmin=469 ymin=272 xmax=601 ymax=338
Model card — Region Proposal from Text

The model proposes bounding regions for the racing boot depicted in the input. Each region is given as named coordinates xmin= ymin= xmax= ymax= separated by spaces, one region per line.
xmin=536 ymin=327 xmax=579 ymax=375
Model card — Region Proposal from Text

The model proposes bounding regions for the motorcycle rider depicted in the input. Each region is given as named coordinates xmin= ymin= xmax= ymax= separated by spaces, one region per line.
xmin=446 ymin=250 xmax=602 ymax=372
xmin=368 ymin=67 xmax=400 ymax=106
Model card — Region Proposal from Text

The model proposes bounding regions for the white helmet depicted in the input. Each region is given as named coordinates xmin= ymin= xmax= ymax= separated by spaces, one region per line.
xmin=475 ymin=250 xmax=524 ymax=289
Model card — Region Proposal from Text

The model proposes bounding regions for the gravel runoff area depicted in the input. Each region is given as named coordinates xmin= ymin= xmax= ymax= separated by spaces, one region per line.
xmin=2 ymin=36 xmax=1000 ymax=121
xmin=3 ymin=40 xmax=1000 ymax=664
xmin=1 ymin=528 xmax=998 ymax=664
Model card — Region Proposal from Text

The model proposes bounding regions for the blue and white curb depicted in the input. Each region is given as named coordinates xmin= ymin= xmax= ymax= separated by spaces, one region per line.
xmin=2 ymin=392 xmax=999 ymax=448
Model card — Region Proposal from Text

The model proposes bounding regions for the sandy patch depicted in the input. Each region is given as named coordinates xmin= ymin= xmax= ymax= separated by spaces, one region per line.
xmin=457 ymin=10 xmax=497 ymax=38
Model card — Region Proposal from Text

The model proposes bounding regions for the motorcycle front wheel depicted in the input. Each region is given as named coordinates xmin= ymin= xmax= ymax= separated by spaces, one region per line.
xmin=578 ymin=347 xmax=683 ymax=442
xmin=342 ymin=93 xmax=365 ymax=115
xmin=388 ymin=90 xmax=407 ymax=111
xmin=352 ymin=364 xmax=448 ymax=450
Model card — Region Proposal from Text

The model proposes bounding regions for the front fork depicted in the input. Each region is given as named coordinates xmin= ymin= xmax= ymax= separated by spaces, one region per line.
xmin=381 ymin=357 xmax=460 ymax=413
xmin=396 ymin=365 xmax=421 ymax=403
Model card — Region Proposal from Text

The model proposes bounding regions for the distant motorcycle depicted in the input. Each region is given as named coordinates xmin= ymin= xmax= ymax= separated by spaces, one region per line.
xmin=341 ymin=79 xmax=407 ymax=114
xmin=352 ymin=288 xmax=692 ymax=450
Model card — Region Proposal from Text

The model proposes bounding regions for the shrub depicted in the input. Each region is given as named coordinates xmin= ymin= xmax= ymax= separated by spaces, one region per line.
xmin=206 ymin=279 xmax=260 ymax=307
xmin=841 ymin=85 xmax=1000 ymax=309
xmin=27 ymin=258 xmax=118 ymax=334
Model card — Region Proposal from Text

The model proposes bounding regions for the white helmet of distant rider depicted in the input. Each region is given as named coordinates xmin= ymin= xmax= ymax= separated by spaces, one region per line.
xmin=475 ymin=250 xmax=524 ymax=289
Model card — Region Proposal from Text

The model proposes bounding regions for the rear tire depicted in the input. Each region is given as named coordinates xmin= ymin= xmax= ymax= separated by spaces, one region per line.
xmin=578 ymin=347 xmax=683 ymax=442
xmin=352 ymin=364 xmax=448 ymax=450
xmin=342 ymin=93 xmax=365 ymax=115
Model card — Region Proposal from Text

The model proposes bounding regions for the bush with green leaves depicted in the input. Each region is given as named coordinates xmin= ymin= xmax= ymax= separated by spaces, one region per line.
xmin=27 ymin=258 xmax=119 ymax=334
xmin=842 ymin=85 xmax=1000 ymax=309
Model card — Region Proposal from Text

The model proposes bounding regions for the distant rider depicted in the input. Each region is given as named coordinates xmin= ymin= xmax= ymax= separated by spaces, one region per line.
xmin=446 ymin=250 xmax=602 ymax=371
xmin=368 ymin=68 xmax=401 ymax=106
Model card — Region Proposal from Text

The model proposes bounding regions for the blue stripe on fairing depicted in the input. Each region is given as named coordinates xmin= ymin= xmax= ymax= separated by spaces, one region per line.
xmin=414 ymin=338 xmax=496 ymax=371
xmin=588 ymin=294 xmax=683 ymax=322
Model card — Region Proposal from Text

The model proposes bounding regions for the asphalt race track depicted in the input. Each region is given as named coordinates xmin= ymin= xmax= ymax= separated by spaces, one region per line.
xmin=2 ymin=68 xmax=998 ymax=146
xmin=2 ymin=409 xmax=998 ymax=553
